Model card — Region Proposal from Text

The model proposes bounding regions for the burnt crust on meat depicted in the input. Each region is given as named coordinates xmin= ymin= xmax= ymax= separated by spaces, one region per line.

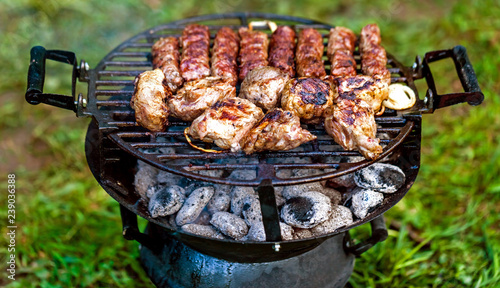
xmin=268 ymin=26 xmax=296 ymax=77
xmin=281 ymin=77 xmax=334 ymax=124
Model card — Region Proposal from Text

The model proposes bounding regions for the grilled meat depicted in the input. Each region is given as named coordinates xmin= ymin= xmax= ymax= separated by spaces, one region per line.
xmin=211 ymin=27 xmax=240 ymax=86
xmin=168 ymin=76 xmax=236 ymax=122
xmin=268 ymin=26 xmax=296 ymax=77
xmin=324 ymin=76 xmax=385 ymax=159
xmin=238 ymin=66 xmax=290 ymax=111
xmin=360 ymin=24 xmax=391 ymax=84
xmin=180 ymin=24 xmax=211 ymax=82
xmin=241 ymin=108 xmax=316 ymax=154
xmin=296 ymin=28 xmax=326 ymax=78
xmin=327 ymin=27 xmax=357 ymax=77
xmin=151 ymin=37 xmax=184 ymax=92
xmin=131 ymin=69 xmax=171 ymax=132
xmin=238 ymin=27 xmax=269 ymax=81
xmin=188 ymin=97 xmax=264 ymax=152
xmin=281 ymin=77 xmax=334 ymax=124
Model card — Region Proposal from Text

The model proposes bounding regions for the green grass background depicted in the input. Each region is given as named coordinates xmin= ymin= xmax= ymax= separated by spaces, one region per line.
xmin=0 ymin=0 xmax=499 ymax=287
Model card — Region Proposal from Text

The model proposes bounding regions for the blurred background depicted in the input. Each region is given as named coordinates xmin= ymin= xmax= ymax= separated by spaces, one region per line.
xmin=0 ymin=0 xmax=499 ymax=287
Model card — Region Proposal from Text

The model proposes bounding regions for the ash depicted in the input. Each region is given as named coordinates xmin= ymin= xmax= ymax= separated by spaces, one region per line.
xmin=134 ymin=159 xmax=405 ymax=242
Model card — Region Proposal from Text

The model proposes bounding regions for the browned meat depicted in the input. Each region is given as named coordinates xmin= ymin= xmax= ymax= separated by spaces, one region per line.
xmin=238 ymin=66 xmax=290 ymax=111
xmin=324 ymin=98 xmax=382 ymax=159
xmin=281 ymin=77 xmax=333 ymax=124
xmin=180 ymin=24 xmax=211 ymax=82
xmin=360 ymin=24 xmax=391 ymax=84
xmin=327 ymin=26 xmax=357 ymax=55
xmin=329 ymin=50 xmax=357 ymax=77
xmin=238 ymin=27 xmax=269 ymax=81
xmin=268 ymin=26 xmax=296 ymax=77
xmin=168 ymin=76 xmax=236 ymax=122
xmin=211 ymin=27 xmax=240 ymax=86
xmin=324 ymin=76 xmax=386 ymax=159
xmin=296 ymin=28 xmax=326 ymax=78
xmin=151 ymin=37 xmax=184 ymax=92
xmin=334 ymin=75 xmax=388 ymax=112
xmin=327 ymin=27 xmax=357 ymax=77
xmin=188 ymin=97 xmax=264 ymax=152
xmin=130 ymin=69 xmax=171 ymax=132
xmin=241 ymin=108 xmax=317 ymax=154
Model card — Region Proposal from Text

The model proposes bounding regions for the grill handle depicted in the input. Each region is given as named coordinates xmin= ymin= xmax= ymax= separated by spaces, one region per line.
xmin=422 ymin=45 xmax=484 ymax=112
xmin=26 ymin=46 xmax=85 ymax=113
xmin=120 ymin=205 xmax=163 ymax=254
xmin=344 ymin=215 xmax=388 ymax=256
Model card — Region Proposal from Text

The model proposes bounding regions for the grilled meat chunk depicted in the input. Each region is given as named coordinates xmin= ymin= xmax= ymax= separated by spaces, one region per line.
xmin=188 ymin=97 xmax=264 ymax=152
xmin=324 ymin=76 xmax=385 ymax=159
xmin=152 ymin=37 xmax=184 ymax=92
xmin=269 ymin=26 xmax=296 ymax=77
xmin=211 ymin=27 xmax=240 ymax=86
xmin=238 ymin=66 xmax=290 ymax=111
xmin=238 ymin=27 xmax=269 ymax=81
xmin=296 ymin=28 xmax=326 ymax=78
xmin=241 ymin=108 xmax=316 ymax=154
xmin=131 ymin=69 xmax=171 ymax=132
xmin=281 ymin=78 xmax=334 ymax=124
xmin=360 ymin=24 xmax=391 ymax=84
xmin=168 ymin=76 xmax=236 ymax=122
xmin=180 ymin=24 xmax=211 ymax=82
xmin=327 ymin=27 xmax=357 ymax=77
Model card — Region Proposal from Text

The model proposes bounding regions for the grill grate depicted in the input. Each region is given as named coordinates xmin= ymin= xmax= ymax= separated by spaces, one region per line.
xmin=81 ymin=12 xmax=422 ymax=186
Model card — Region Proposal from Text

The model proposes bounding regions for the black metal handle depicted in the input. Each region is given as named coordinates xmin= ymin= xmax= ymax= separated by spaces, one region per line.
xmin=26 ymin=46 xmax=79 ymax=111
xmin=422 ymin=45 xmax=484 ymax=112
xmin=344 ymin=215 xmax=388 ymax=256
xmin=120 ymin=205 xmax=163 ymax=254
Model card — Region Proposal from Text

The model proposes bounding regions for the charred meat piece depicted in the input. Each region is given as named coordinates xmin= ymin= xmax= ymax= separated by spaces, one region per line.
xmin=238 ymin=66 xmax=290 ymax=111
xmin=296 ymin=28 xmax=326 ymax=78
xmin=241 ymin=108 xmax=317 ymax=154
xmin=324 ymin=76 xmax=385 ymax=159
xmin=360 ymin=24 xmax=391 ymax=84
xmin=130 ymin=69 xmax=171 ymax=132
xmin=211 ymin=27 xmax=240 ymax=86
xmin=168 ymin=76 xmax=236 ymax=122
xmin=151 ymin=37 xmax=184 ymax=92
xmin=334 ymin=75 xmax=388 ymax=112
xmin=188 ymin=97 xmax=264 ymax=152
xmin=180 ymin=24 xmax=211 ymax=82
xmin=268 ymin=26 xmax=296 ymax=77
xmin=327 ymin=27 xmax=357 ymax=77
xmin=238 ymin=27 xmax=269 ymax=81
xmin=281 ymin=78 xmax=334 ymax=124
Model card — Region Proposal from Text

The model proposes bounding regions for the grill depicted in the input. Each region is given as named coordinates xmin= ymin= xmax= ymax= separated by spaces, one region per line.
xmin=25 ymin=12 xmax=483 ymax=287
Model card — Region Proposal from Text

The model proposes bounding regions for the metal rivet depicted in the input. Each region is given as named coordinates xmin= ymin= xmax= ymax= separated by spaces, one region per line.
xmin=273 ymin=243 xmax=281 ymax=252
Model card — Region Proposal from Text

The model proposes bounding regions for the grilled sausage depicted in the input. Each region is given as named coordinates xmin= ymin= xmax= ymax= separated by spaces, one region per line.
xmin=152 ymin=37 xmax=184 ymax=92
xmin=238 ymin=27 xmax=269 ymax=81
xmin=268 ymin=26 xmax=296 ymax=77
xmin=360 ymin=24 xmax=391 ymax=84
xmin=180 ymin=24 xmax=211 ymax=82
xmin=211 ymin=27 xmax=240 ymax=86
xmin=296 ymin=28 xmax=326 ymax=78
xmin=327 ymin=27 xmax=357 ymax=77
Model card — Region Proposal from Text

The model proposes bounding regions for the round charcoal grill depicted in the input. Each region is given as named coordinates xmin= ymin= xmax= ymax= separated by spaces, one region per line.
xmin=26 ymin=12 xmax=483 ymax=287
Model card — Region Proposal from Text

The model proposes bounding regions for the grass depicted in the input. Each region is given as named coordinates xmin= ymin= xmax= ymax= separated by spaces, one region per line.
xmin=0 ymin=0 xmax=499 ymax=287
